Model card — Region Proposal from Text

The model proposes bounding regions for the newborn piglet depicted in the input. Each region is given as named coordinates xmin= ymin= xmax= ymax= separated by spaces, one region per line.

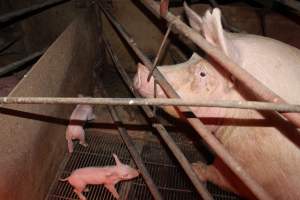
xmin=66 ymin=99 xmax=95 ymax=153
xmin=60 ymin=154 xmax=140 ymax=200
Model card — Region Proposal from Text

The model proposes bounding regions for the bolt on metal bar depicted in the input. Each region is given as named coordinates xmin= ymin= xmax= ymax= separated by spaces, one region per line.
xmin=140 ymin=0 xmax=300 ymax=130
xmin=98 ymin=3 xmax=273 ymax=200
xmin=99 ymin=87 xmax=163 ymax=200
xmin=101 ymin=35 xmax=213 ymax=200
xmin=0 ymin=97 xmax=300 ymax=113
xmin=0 ymin=0 xmax=71 ymax=25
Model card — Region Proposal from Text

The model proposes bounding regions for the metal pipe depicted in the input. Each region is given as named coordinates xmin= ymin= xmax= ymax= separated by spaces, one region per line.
xmin=0 ymin=51 xmax=44 ymax=76
xmin=99 ymin=88 xmax=164 ymax=200
xmin=0 ymin=0 xmax=71 ymax=25
xmin=102 ymin=35 xmax=213 ymax=200
xmin=277 ymin=0 xmax=300 ymax=12
xmin=139 ymin=0 xmax=300 ymax=130
xmin=0 ymin=97 xmax=300 ymax=113
xmin=99 ymin=3 xmax=273 ymax=200
xmin=147 ymin=23 xmax=172 ymax=81
xmin=160 ymin=0 xmax=169 ymax=17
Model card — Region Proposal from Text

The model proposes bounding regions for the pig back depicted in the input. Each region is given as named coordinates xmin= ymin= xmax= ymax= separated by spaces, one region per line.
xmin=231 ymin=33 xmax=300 ymax=104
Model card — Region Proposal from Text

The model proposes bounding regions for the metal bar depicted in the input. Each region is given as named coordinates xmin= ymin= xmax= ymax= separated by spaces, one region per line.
xmin=139 ymin=0 xmax=300 ymax=130
xmin=276 ymin=0 xmax=300 ymax=12
xmin=98 ymin=3 xmax=273 ymax=200
xmin=147 ymin=23 xmax=173 ymax=81
xmin=0 ymin=37 xmax=20 ymax=54
xmin=0 ymin=0 xmax=71 ymax=25
xmin=102 ymin=35 xmax=213 ymax=200
xmin=99 ymin=87 xmax=164 ymax=200
xmin=160 ymin=0 xmax=169 ymax=17
xmin=0 ymin=51 xmax=44 ymax=76
xmin=0 ymin=97 xmax=300 ymax=112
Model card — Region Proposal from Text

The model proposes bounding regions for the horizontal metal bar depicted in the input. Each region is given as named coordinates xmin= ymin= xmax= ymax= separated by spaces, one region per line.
xmin=101 ymin=35 xmax=213 ymax=200
xmin=0 ymin=51 xmax=44 ymax=76
xmin=99 ymin=2 xmax=272 ymax=200
xmin=0 ymin=97 xmax=299 ymax=112
xmin=140 ymin=0 xmax=300 ymax=130
xmin=0 ymin=0 xmax=71 ymax=25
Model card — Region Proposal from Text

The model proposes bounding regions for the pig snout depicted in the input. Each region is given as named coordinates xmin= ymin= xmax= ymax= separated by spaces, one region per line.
xmin=134 ymin=63 xmax=168 ymax=98
xmin=133 ymin=63 xmax=154 ymax=96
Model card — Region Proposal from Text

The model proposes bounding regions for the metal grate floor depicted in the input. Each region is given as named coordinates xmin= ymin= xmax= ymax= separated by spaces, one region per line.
xmin=46 ymin=131 xmax=242 ymax=200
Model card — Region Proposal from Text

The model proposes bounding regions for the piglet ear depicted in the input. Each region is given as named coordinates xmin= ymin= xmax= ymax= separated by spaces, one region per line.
xmin=113 ymin=153 xmax=122 ymax=167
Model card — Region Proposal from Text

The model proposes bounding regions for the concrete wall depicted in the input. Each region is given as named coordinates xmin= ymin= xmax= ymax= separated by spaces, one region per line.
xmin=0 ymin=8 xmax=99 ymax=199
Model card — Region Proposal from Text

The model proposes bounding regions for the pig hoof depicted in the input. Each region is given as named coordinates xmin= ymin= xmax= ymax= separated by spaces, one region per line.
xmin=81 ymin=143 xmax=88 ymax=147
xmin=84 ymin=187 xmax=89 ymax=192
xmin=192 ymin=162 xmax=207 ymax=182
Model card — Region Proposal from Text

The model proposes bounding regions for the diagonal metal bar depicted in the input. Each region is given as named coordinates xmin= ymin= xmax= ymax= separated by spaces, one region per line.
xmin=0 ymin=0 xmax=71 ymax=26
xmin=98 ymin=3 xmax=273 ymax=200
xmin=102 ymin=35 xmax=214 ymax=200
xmin=98 ymin=86 xmax=164 ymax=200
xmin=147 ymin=23 xmax=173 ymax=81
xmin=139 ymin=0 xmax=300 ymax=130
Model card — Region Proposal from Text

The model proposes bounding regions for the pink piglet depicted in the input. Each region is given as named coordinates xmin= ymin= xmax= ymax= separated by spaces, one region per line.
xmin=65 ymin=95 xmax=95 ymax=153
xmin=60 ymin=154 xmax=140 ymax=200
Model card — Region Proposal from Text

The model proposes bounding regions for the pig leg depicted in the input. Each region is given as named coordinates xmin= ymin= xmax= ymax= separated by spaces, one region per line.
xmin=67 ymin=139 xmax=74 ymax=153
xmin=104 ymin=184 xmax=120 ymax=199
xmin=78 ymin=128 xmax=88 ymax=147
xmin=192 ymin=161 xmax=239 ymax=194
xmin=73 ymin=188 xmax=87 ymax=200
xmin=87 ymin=112 xmax=96 ymax=121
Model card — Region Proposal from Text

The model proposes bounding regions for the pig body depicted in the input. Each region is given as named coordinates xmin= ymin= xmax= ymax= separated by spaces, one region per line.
xmin=60 ymin=154 xmax=139 ymax=200
xmin=133 ymin=4 xmax=300 ymax=199
xmin=66 ymin=102 xmax=95 ymax=153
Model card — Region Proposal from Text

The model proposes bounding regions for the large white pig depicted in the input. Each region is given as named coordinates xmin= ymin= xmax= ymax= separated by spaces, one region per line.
xmin=133 ymin=3 xmax=300 ymax=199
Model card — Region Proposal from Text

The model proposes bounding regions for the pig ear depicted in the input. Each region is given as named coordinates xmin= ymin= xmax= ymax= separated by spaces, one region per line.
xmin=184 ymin=2 xmax=203 ymax=32
xmin=113 ymin=154 xmax=122 ymax=167
xmin=184 ymin=5 xmax=237 ymax=58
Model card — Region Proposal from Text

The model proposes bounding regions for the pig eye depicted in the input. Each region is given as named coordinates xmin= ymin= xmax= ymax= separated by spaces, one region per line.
xmin=199 ymin=72 xmax=206 ymax=77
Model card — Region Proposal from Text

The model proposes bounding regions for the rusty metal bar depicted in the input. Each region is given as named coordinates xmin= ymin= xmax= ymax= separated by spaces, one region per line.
xmin=140 ymin=0 xmax=300 ymax=130
xmin=99 ymin=3 xmax=273 ymax=200
xmin=102 ymin=35 xmax=213 ymax=200
xmin=99 ymin=87 xmax=164 ymax=200
xmin=160 ymin=0 xmax=169 ymax=17
xmin=276 ymin=0 xmax=300 ymax=11
xmin=147 ymin=23 xmax=173 ymax=81
xmin=0 ymin=0 xmax=71 ymax=25
xmin=0 ymin=97 xmax=300 ymax=112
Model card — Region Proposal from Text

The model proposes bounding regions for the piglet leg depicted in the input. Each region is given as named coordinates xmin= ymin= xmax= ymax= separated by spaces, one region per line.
xmin=104 ymin=184 xmax=120 ymax=199
xmin=73 ymin=188 xmax=87 ymax=200
xmin=78 ymin=128 xmax=88 ymax=147
xmin=87 ymin=113 xmax=96 ymax=121
xmin=67 ymin=139 xmax=74 ymax=153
